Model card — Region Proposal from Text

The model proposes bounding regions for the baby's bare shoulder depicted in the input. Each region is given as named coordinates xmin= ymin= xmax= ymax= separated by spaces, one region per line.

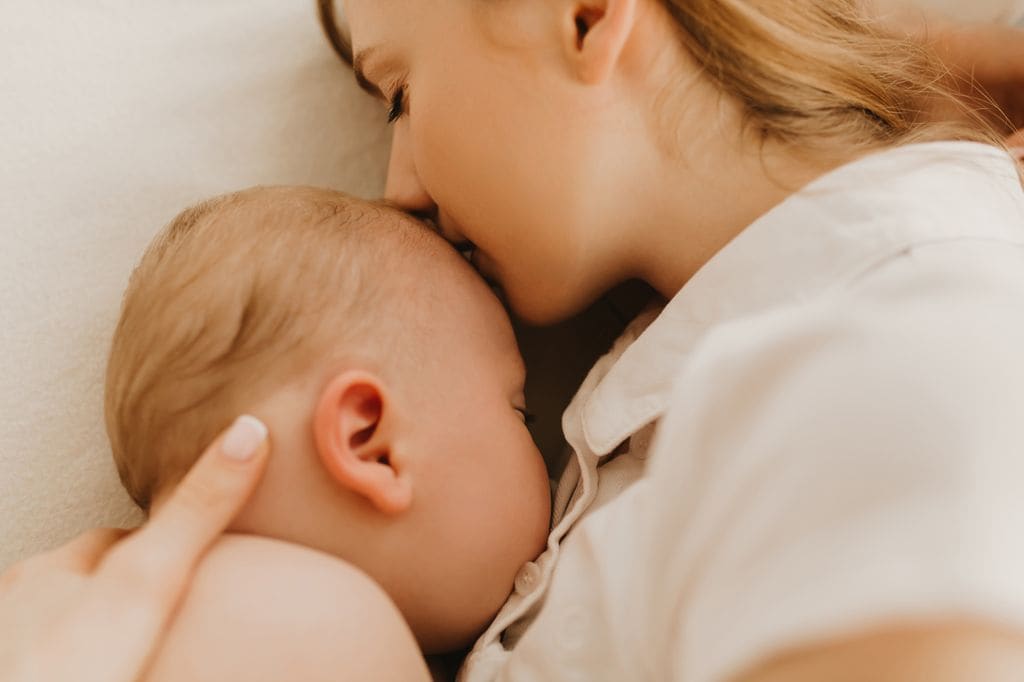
xmin=144 ymin=534 xmax=430 ymax=682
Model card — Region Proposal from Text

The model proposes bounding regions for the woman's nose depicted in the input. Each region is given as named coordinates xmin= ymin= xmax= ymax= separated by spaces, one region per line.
xmin=384 ymin=125 xmax=436 ymax=215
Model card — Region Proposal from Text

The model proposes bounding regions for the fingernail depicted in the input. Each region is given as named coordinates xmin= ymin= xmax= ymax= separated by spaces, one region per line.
xmin=1009 ymin=147 xmax=1024 ymax=160
xmin=221 ymin=415 xmax=268 ymax=461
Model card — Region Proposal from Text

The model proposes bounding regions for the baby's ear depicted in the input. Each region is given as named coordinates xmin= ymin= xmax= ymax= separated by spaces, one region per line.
xmin=313 ymin=371 xmax=411 ymax=515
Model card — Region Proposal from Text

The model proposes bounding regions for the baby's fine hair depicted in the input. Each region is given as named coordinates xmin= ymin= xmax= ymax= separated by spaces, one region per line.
xmin=105 ymin=186 xmax=433 ymax=510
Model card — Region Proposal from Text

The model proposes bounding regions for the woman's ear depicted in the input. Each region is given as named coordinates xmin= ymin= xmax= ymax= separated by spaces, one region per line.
xmin=313 ymin=371 xmax=412 ymax=516
xmin=567 ymin=0 xmax=637 ymax=85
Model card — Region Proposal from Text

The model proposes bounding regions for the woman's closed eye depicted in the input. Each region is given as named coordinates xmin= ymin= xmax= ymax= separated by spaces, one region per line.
xmin=387 ymin=84 xmax=408 ymax=123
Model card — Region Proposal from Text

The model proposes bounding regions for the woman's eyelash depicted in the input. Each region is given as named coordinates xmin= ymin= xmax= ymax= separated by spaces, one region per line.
xmin=387 ymin=85 xmax=407 ymax=124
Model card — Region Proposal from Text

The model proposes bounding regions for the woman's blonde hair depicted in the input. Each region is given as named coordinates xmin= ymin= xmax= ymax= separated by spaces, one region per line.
xmin=318 ymin=0 xmax=1003 ymax=152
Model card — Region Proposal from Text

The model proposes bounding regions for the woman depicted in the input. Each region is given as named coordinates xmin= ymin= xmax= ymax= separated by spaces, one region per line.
xmin=339 ymin=3 xmax=1024 ymax=681
xmin=4 ymin=1 xmax=1024 ymax=680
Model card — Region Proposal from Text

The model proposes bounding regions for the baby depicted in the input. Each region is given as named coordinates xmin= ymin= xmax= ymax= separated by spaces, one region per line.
xmin=103 ymin=186 xmax=551 ymax=678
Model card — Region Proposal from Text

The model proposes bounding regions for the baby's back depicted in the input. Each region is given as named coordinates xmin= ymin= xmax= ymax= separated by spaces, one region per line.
xmin=143 ymin=534 xmax=430 ymax=682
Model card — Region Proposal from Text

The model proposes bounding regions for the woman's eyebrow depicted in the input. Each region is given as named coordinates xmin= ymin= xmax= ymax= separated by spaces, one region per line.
xmin=353 ymin=47 xmax=384 ymax=100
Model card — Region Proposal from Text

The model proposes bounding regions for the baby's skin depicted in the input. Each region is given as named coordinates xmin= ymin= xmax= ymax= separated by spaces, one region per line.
xmin=105 ymin=188 xmax=552 ymax=680
xmin=144 ymin=535 xmax=432 ymax=681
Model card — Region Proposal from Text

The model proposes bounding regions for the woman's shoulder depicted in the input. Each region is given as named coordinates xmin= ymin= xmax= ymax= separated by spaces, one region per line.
xmin=830 ymin=232 xmax=1024 ymax=368
xmin=143 ymin=534 xmax=430 ymax=682
xmin=644 ymin=236 xmax=1024 ymax=682
xmin=706 ymin=225 xmax=1024 ymax=378
xmin=664 ymin=233 xmax=1024 ymax=468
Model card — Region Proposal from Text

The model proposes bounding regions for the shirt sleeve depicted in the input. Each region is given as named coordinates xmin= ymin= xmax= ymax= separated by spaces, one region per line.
xmin=641 ymin=244 xmax=1024 ymax=682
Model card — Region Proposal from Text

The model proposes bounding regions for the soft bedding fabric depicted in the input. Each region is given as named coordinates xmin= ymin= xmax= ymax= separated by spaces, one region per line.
xmin=0 ymin=2 xmax=389 ymax=568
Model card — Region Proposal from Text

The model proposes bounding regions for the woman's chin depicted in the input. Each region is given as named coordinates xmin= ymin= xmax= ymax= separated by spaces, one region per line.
xmin=504 ymin=284 xmax=586 ymax=326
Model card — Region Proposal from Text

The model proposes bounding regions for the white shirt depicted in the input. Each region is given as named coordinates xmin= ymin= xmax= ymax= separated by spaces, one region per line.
xmin=459 ymin=142 xmax=1024 ymax=682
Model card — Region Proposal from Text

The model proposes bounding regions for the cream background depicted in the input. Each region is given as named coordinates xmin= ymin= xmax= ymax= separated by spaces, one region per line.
xmin=1 ymin=1 xmax=1022 ymax=570
xmin=0 ymin=2 xmax=389 ymax=568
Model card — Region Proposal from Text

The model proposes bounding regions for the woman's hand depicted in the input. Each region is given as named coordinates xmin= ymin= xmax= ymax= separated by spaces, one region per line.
xmin=0 ymin=415 xmax=270 ymax=682
xmin=934 ymin=21 xmax=1024 ymax=149
xmin=879 ymin=4 xmax=1024 ymax=152
xmin=872 ymin=1 xmax=1024 ymax=151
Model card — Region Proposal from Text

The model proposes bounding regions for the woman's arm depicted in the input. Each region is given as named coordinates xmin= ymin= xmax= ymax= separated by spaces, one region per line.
xmin=735 ymin=623 xmax=1024 ymax=682
xmin=143 ymin=535 xmax=431 ymax=682
xmin=931 ymin=21 xmax=1024 ymax=142
xmin=878 ymin=3 xmax=1024 ymax=144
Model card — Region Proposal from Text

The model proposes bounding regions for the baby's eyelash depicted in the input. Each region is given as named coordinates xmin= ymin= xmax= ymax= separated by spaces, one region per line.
xmin=387 ymin=85 xmax=407 ymax=124
xmin=516 ymin=408 xmax=537 ymax=426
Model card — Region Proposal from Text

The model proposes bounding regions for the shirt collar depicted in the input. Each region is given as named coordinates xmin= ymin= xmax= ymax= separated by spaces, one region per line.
xmin=580 ymin=142 xmax=1023 ymax=455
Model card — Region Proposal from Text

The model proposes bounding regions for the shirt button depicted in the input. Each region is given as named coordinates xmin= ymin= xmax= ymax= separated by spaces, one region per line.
xmin=514 ymin=561 xmax=542 ymax=596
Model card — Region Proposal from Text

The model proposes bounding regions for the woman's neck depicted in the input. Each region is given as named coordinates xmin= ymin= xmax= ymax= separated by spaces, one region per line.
xmin=634 ymin=127 xmax=859 ymax=300
xmin=602 ymin=1 xmax=872 ymax=303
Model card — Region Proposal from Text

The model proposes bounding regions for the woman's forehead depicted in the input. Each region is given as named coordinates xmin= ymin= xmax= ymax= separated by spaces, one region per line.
xmin=343 ymin=0 xmax=405 ymax=38
xmin=344 ymin=0 xmax=460 ymax=47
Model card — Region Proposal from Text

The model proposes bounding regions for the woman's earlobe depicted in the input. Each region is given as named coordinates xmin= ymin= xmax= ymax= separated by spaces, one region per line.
xmin=571 ymin=0 xmax=637 ymax=85
xmin=313 ymin=371 xmax=413 ymax=516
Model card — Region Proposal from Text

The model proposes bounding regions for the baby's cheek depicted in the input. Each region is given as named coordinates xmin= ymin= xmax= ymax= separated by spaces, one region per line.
xmin=521 ymin=451 xmax=553 ymax=543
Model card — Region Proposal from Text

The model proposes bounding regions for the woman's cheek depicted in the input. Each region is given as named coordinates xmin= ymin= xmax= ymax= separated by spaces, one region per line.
xmin=412 ymin=97 xmax=479 ymax=216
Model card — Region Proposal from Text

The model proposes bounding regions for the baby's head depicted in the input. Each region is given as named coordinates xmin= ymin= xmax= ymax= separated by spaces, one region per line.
xmin=105 ymin=186 xmax=551 ymax=652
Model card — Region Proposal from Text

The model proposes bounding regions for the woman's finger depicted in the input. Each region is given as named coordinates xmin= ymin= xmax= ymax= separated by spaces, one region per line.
xmin=98 ymin=415 xmax=269 ymax=607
